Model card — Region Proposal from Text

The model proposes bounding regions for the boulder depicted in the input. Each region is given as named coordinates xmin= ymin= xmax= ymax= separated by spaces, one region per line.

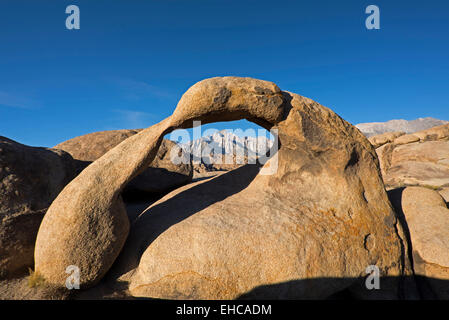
xmin=55 ymin=130 xmax=193 ymax=194
xmin=394 ymin=134 xmax=420 ymax=146
xmin=375 ymin=142 xmax=395 ymax=178
xmin=384 ymin=141 xmax=449 ymax=188
xmin=129 ymin=79 xmax=411 ymax=299
xmin=0 ymin=137 xmax=78 ymax=278
xmin=54 ymin=129 xmax=141 ymax=162
xmin=35 ymin=77 xmax=413 ymax=297
xmin=413 ymin=124 xmax=449 ymax=141
xmin=368 ymin=131 xmax=405 ymax=148
xmin=371 ymin=124 xmax=449 ymax=189
xmin=34 ymin=77 xmax=285 ymax=288
xmin=402 ymin=186 xmax=449 ymax=298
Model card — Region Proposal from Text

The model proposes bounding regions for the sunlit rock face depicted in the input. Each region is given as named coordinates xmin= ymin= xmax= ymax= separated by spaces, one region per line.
xmin=33 ymin=77 xmax=412 ymax=299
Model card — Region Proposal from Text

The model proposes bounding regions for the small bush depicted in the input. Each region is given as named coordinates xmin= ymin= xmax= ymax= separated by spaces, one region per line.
xmin=28 ymin=268 xmax=45 ymax=288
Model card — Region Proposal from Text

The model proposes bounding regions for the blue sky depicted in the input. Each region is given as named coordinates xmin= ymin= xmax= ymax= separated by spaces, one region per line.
xmin=0 ymin=0 xmax=448 ymax=147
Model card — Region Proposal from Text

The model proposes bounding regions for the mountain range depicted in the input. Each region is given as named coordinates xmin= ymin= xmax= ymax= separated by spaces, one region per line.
xmin=180 ymin=130 xmax=273 ymax=167
xmin=355 ymin=117 xmax=447 ymax=137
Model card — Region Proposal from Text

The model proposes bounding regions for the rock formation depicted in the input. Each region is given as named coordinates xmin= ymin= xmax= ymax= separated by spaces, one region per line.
xmin=55 ymin=130 xmax=193 ymax=194
xmin=54 ymin=129 xmax=142 ymax=162
xmin=369 ymin=124 xmax=449 ymax=189
xmin=128 ymin=88 xmax=413 ymax=299
xmin=401 ymin=187 xmax=449 ymax=299
xmin=34 ymin=77 xmax=284 ymax=288
xmin=33 ymin=76 xmax=414 ymax=298
xmin=0 ymin=137 xmax=78 ymax=278
xmin=368 ymin=131 xmax=405 ymax=149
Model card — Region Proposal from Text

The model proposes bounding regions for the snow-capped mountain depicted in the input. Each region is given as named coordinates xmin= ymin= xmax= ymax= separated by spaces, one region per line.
xmin=356 ymin=117 xmax=448 ymax=137
xmin=180 ymin=130 xmax=273 ymax=166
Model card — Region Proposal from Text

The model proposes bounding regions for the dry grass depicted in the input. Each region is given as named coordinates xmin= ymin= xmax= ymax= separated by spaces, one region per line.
xmin=25 ymin=269 xmax=73 ymax=299
xmin=27 ymin=268 xmax=45 ymax=288
xmin=421 ymin=184 xmax=442 ymax=191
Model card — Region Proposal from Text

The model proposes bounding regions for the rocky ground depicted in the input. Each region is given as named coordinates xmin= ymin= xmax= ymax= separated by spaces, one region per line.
xmin=1 ymin=77 xmax=449 ymax=300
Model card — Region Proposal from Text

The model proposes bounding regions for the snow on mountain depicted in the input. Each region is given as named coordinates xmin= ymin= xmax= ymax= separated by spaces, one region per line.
xmin=356 ymin=117 xmax=448 ymax=137
xmin=180 ymin=130 xmax=273 ymax=165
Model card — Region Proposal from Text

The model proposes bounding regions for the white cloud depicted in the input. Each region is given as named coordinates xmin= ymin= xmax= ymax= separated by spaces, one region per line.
xmin=0 ymin=91 xmax=40 ymax=109
xmin=109 ymin=77 xmax=176 ymax=101
xmin=112 ymin=109 xmax=157 ymax=129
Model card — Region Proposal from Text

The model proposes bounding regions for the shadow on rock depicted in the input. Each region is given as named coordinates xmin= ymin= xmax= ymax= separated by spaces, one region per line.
xmin=109 ymin=164 xmax=262 ymax=279
xmin=237 ymin=275 xmax=446 ymax=300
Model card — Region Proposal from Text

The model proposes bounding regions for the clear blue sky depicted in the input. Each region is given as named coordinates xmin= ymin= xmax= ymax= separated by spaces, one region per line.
xmin=1 ymin=0 xmax=448 ymax=147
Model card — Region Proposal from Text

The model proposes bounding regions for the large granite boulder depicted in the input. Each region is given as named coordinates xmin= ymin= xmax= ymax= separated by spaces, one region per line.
xmin=370 ymin=124 xmax=449 ymax=189
xmin=386 ymin=141 xmax=449 ymax=188
xmin=34 ymin=77 xmax=285 ymax=288
xmin=401 ymin=186 xmax=449 ymax=299
xmin=54 ymin=129 xmax=141 ymax=162
xmin=0 ymin=137 xmax=78 ymax=278
xmin=34 ymin=77 xmax=413 ymax=298
xmin=368 ymin=131 xmax=405 ymax=148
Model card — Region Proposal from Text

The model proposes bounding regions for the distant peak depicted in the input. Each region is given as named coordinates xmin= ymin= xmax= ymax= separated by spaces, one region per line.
xmin=356 ymin=117 xmax=448 ymax=137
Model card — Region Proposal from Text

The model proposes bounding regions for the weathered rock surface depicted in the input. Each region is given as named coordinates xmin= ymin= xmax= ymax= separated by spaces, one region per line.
xmin=375 ymin=142 xmax=396 ymax=178
xmin=125 ymin=139 xmax=192 ymax=194
xmin=413 ymin=124 xmax=449 ymax=142
xmin=34 ymin=77 xmax=413 ymax=298
xmin=54 ymin=129 xmax=141 ymax=162
xmin=393 ymin=134 xmax=420 ymax=146
xmin=0 ymin=137 xmax=78 ymax=278
xmin=439 ymin=187 xmax=449 ymax=203
xmin=368 ymin=131 xmax=405 ymax=148
xmin=386 ymin=141 xmax=449 ymax=187
xmin=33 ymin=121 xmax=170 ymax=288
xmin=127 ymin=80 xmax=411 ymax=299
xmin=34 ymin=77 xmax=285 ymax=288
xmin=55 ymin=131 xmax=193 ymax=194
xmin=401 ymin=187 xmax=449 ymax=299
xmin=371 ymin=124 xmax=449 ymax=189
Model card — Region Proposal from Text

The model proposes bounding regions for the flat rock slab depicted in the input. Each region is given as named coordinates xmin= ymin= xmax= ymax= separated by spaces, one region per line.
xmin=402 ymin=186 xmax=449 ymax=298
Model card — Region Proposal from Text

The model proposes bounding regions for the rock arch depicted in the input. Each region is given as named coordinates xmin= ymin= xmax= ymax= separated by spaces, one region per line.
xmin=34 ymin=77 xmax=284 ymax=287
xmin=34 ymin=77 xmax=413 ymax=298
